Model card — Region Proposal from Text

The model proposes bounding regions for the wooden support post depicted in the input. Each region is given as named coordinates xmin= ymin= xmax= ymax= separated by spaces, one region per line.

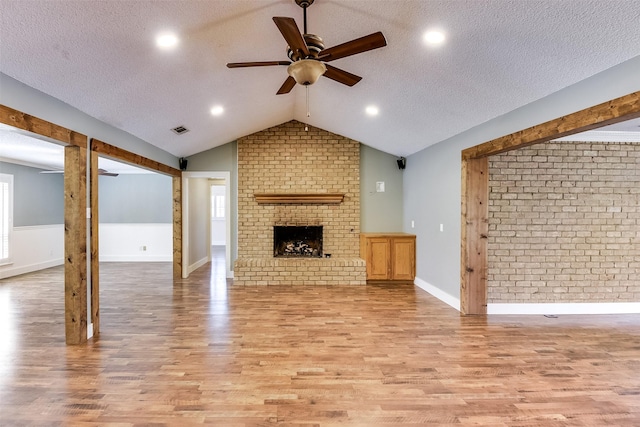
xmin=90 ymin=149 xmax=100 ymax=336
xmin=460 ymin=157 xmax=488 ymax=315
xmin=64 ymin=145 xmax=88 ymax=344
xmin=173 ymin=176 xmax=182 ymax=278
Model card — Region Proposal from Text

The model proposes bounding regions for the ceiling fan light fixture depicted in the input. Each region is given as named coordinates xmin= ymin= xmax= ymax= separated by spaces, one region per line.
xmin=287 ymin=59 xmax=326 ymax=86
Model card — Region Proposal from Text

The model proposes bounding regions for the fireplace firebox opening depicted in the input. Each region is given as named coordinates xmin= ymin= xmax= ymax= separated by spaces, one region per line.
xmin=274 ymin=226 xmax=323 ymax=258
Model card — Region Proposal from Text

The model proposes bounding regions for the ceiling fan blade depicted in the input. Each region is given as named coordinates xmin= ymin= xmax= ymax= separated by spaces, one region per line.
xmin=276 ymin=76 xmax=297 ymax=95
xmin=98 ymin=168 xmax=119 ymax=177
xmin=323 ymin=64 xmax=362 ymax=87
xmin=227 ymin=61 xmax=291 ymax=68
xmin=319 ymin=31 xmax=387 ymax=62
xmin=273 ymin=17 xmax=309 ymax=57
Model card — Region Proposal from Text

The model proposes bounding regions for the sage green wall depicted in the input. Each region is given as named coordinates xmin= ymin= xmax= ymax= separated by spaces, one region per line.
xmin=98 ymin=174 xmax=172 ymax=223
xmin=360 ymin=145 xmax=403 ymax=232
xmin=0 ymin=161 xmax=64 ymax=227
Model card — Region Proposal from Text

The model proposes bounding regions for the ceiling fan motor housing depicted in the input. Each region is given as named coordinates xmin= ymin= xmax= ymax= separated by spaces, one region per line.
xmin=288 ymin=34 xmax=324 ymax=61
xmin=295 ymin=0 xmax=314 ymax=8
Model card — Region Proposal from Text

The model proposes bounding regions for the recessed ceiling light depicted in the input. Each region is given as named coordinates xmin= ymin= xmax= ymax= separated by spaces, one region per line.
xmin=423 ymin=30 xmax=445 ymax=46
xmin=156 ymin=33 xmax=179 ymax=49
xmin=365 ymin=106 xmax=379 ymax=116
xmin=210 ymin=105 xmax=224 ymax=116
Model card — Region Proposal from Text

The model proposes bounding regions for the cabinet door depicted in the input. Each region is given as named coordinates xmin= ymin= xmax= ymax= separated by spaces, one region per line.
xmin=391 ymin=238 xmax=415 ymax=281
xmin=366 ymin=237 xmax=391 ymax=280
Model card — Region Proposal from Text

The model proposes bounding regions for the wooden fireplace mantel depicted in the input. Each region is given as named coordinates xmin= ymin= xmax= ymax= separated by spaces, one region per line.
xmin=254 ymin=193 xmax=345 ymax=204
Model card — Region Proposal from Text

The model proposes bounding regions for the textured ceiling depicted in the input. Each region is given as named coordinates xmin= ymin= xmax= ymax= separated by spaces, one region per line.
xmin=1 ymin=0 xmax=640 ymax=160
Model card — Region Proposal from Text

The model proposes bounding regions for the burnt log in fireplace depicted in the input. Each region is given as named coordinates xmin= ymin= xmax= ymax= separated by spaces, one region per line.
xmin=274 ymin=226 xmax=323 ymax=258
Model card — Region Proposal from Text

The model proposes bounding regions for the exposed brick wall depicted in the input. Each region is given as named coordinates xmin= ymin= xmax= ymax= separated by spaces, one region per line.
xmin=234 ymin=120 xmax=365 ymax=285
xmin=488 ymin=141 xmax=640 ymax=303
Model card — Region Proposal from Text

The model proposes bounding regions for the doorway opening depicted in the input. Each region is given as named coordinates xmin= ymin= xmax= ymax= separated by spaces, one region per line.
xmin=182 ymin=171 xmax=232 ymax=279
xmin=210 ymin=179 xmax=227 ymax=282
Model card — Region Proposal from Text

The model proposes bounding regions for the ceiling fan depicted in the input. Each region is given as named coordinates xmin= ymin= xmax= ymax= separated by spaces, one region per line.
xmin=226 ymin=0 xmax=387 ymax=95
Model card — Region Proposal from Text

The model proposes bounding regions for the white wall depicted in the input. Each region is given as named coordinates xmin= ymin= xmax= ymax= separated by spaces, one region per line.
xmin=210 ymin=219 xmax=226 ymax=245
xmin=0 ymin=225 xmax=64 ymax=279
xmin=99 ymin=223 xmax=172 ymax=262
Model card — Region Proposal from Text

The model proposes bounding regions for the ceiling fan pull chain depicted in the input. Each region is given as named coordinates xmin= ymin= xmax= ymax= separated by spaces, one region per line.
xmin=306 ymin=85 xmax=311 ymax=118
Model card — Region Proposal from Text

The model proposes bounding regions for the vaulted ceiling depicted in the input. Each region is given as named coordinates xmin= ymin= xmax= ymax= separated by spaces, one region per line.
xmin=1 ymin=0 xmax=640 ymax=161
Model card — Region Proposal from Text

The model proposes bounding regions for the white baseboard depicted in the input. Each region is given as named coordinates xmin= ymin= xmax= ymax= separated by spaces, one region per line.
xmin=488 ymin=302 xmax=640 ymax=315
xmin=99 ymin=255 xmax=172 ymax=262
xmin=227 ymin=270 xmax=234 ymax=279
xmin=0 ymin=258 xmax=63 ymax=279
xmin=414 ymin=277 xmax=461 ymax=312
xmin=413 ymin=278 xmax=640 ymax=315
xmin=188 ymin=256 xmax=209 ymax=274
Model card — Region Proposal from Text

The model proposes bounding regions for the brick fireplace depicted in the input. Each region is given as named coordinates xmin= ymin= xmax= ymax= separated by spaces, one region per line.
xmin=233 ymin=120 xmax=366 ymax=285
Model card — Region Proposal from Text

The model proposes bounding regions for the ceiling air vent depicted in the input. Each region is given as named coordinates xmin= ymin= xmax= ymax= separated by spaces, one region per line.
xmin=171 ymin=125 xmax=189 ymax=135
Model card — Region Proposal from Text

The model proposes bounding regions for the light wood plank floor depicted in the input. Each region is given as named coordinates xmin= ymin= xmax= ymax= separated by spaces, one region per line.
xmin=1 ymin=261 xmax=639 ymax=426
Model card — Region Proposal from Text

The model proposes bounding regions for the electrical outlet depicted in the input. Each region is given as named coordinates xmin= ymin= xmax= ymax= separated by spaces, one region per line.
xmin=141 ymin=246 xmax=147 ymax=251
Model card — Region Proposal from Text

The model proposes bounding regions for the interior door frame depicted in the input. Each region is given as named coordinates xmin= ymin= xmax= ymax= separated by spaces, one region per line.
xmin=182 ymin=171 xmax=232 ymax=279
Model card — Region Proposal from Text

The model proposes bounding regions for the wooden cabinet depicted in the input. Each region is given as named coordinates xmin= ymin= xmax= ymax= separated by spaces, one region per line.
xmin=360 ymin=233 xmax=416 ymax=282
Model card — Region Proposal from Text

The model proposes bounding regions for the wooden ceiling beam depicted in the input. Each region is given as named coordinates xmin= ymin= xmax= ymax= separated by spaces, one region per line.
xmin=0 ymin=104 xmax=86 ymax=147
xmin=462 ymin=91 xmax=640 ymax=160
xmin=90 ymin=138 xmax=181 ymax=177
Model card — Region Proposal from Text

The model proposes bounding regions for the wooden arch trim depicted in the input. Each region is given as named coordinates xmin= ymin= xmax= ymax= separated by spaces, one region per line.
xmin=460 ymin=91 xmax=640 ymax=315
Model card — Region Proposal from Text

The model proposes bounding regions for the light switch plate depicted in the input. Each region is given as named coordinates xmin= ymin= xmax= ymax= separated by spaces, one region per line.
xmin=376 ymin=181 xmax=385 ymax=192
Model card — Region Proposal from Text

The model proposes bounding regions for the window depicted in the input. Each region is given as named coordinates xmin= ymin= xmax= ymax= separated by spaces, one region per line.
xmin=0 ymin=174 xmax=13 ymax=265
xmin=212 ymin=194 xmax=225 ymax=219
